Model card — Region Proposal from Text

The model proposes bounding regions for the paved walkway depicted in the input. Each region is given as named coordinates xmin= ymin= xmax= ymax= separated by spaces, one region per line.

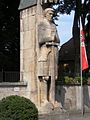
xmin=38 ymin=110 xmax=90 ymax=120
xmin=69 ymin=112 xmax=90 ymax=120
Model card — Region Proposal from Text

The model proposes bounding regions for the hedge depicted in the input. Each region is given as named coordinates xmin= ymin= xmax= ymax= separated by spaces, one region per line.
xmin=0 ymin=95 xmax=38 ymax=120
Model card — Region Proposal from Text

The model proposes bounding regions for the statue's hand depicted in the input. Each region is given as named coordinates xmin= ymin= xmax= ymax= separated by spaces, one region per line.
xmin=42 ymin=76 xmax=49 ymax=81
xmin=46 ymin=42 xmax=59 ymax=46
xmin=45 ymin=42 xmax=52 ymax=46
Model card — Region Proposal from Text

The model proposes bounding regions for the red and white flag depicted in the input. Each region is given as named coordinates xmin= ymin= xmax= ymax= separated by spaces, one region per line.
xmin=80 ymin=17 xmax=88 ymax=71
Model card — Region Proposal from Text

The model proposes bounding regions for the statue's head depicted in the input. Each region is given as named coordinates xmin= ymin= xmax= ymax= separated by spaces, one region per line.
xmin=44 ymin=8 xmax=54 ymax=22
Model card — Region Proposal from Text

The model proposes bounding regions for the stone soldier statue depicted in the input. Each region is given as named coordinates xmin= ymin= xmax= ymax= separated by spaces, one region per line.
xmin=38 ymin=7 xmax=60 ymax=107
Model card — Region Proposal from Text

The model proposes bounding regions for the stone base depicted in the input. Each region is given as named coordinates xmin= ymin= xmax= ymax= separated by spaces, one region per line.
xmin=38 ymin=107 xmax=68 ymax=120
xmin=38 ymin=101 xmax=65 ymax=114
xmin=38 ymin=102 xmax=54 ymax=114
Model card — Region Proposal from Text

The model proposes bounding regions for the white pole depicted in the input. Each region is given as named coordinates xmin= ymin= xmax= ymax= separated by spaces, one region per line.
xmin=80 ymin=17 xmax=84 ymax=115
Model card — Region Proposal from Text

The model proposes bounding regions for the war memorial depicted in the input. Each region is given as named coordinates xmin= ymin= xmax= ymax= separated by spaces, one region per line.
xmin=0 ymin=0 xmax=90 ymax=119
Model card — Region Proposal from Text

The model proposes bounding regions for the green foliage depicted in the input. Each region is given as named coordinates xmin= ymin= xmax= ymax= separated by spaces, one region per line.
xmin=74 ymin=76 xmax=81 ymax=83
xmin=64 ymin=76 xmax=88 ymax=84
xmin=64 ymin=76 xmax=75 ymax=84
xmin=75 ymin=76 xmax=88 ymax=84
xmin=0 ymin=95 xmax=38 ymax=120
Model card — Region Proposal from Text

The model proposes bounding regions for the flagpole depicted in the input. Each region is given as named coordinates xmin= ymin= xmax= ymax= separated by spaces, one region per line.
xmin=80 ymin=16 xmax=84 ymax=115
xmin=80 ymin=0 xmax=84 ymax=115
xmin=80 ymin=44 xmax=84 ymax=116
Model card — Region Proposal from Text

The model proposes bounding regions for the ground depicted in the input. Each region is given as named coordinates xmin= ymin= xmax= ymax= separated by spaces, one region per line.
xmin=38 ymin=109 xmax=90 ymax=120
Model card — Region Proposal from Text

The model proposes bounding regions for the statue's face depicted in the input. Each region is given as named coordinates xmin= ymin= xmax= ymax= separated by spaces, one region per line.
xmin=45 ymin=10 xmax=54 ymax=22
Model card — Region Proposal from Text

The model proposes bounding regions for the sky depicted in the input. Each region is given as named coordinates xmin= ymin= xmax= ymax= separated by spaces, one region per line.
xmin=56 ymin=0 xmax=85 ymax=46
xmin=55 ymin=11 xmax=75 ymax=46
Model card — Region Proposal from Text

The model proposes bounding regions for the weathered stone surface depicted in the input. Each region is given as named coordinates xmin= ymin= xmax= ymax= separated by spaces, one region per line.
xmin=19 ymin=0 xmax=90 ymax=114
xmin=20 ymin=5 xmax=61 ymax=111
xmin=37 ymin=7 xmax=60 ymax=109
xmin=28 ymin=16 xmax=36 ymax=30
xmin=56 ymin=84 xmax=76 ymax=110
xmin=38 ymin=108 xmax=69 ymax=120
xmin=20 ymin=5 xmax=38 ymax=106
xmin=0 ymin=82 xmax=27 ymax=99
xmin=0 ymin=82 xmax=90 ymax=112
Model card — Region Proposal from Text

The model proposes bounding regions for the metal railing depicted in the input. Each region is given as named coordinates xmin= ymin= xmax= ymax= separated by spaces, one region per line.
xmin=0 ymin=71 xmax=20 ymax=82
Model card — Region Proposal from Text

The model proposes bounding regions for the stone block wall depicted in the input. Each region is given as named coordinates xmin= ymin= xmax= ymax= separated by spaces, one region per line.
xmin=20 ymin=3 xmax=43 ymax=107
xmin=0 ymin=82 xmax=28 ymax=100
xmin=0 ymin=82 xmax=90 ymax=112
xmin=20 ymin=6 xmax=38 ymax=105
xmin=56 ymin=83 xmax=90 ymax=111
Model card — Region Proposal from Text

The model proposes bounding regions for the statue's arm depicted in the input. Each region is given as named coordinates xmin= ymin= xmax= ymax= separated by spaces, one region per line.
xmin=55 ymin=30 xmax=60 ymax=44
xmin=38 ymin=23 xmax=53 ymax=46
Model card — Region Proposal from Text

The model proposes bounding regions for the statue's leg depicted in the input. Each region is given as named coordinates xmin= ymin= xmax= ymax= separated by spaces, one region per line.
xmin=48 ymin=46 xmax=55 ymax=105
xmin=40 ymin=78 xmax=48 ymax=105
xmin=49 ymin=76 xmax=55 ymax=105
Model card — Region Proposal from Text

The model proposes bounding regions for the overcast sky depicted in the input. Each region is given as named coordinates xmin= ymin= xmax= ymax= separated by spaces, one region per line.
xmin=56 ymin=11 xmax=75 ymax=46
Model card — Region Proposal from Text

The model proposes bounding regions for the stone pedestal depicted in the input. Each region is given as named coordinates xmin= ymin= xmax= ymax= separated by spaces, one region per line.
xmin=20 ymin=6 xmax=38 ymax=105
xmin=19 ymin=0 xmax=60 ymax=112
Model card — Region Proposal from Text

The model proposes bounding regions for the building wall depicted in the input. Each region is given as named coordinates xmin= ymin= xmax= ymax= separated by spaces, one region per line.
xmin=20 ymin=4 xmax=43 ymax=107
xmin=56 ymin=84 xmax=90 ymax=111
xmin=20 ymin=6 xmax=38 ymax=105
xmin=0 ymin=82 xmax=90 ymax=112
xmin=0 ymin=82 xmax=28 ymax=100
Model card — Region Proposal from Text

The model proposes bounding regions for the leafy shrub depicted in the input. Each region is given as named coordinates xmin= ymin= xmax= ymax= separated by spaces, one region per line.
xmin=64 ymin=76 xmax=74 ymax=84
xmin=74 ymin=76 xmax=81 ymax=83
xmin=0 ymin=95 xmax=38 ymax=120
xmin=75 ymin=76 xmax=88 ymax=84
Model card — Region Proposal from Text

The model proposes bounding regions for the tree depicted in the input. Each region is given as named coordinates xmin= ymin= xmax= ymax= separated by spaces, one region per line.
xmin=0 ymin=0 xmax=20 ymax=71
xmin=53 ymin=0 xmax=90 ymax=76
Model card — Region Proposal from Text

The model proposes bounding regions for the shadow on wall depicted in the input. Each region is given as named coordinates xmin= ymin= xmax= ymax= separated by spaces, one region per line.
xmin=84 ymin=86 xmax=90 ymax=109
xmin=55 ymin=84 xmax=90 ymax=111
xmin=55 ymin=85 xmax=75 ymax=110
xmin=55 ymin=86 xmax=66 ymax=108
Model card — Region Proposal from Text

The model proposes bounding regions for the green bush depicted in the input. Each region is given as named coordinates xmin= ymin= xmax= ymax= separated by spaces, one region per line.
xmin=74 ymin=76 xmax=81 ymax=83
xmin=0 ymin=95 xmax=38 ymax=120
xmin=75 ymin=76 xmax=88 ymax=84
xmin=64 ymin=76 xmax=74 ymax=84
